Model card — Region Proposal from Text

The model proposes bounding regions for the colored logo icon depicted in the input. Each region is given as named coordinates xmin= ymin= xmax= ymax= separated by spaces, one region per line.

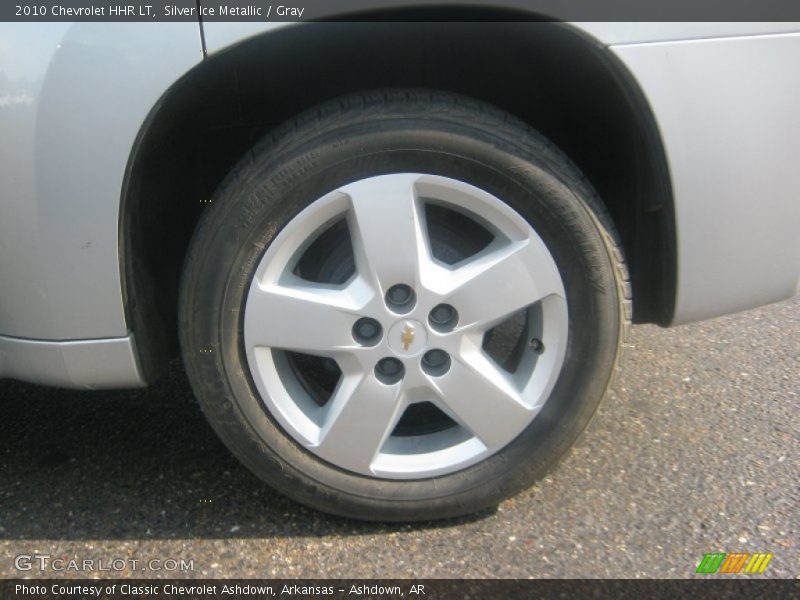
xmin=696 ymin=552 xmax=773 ymax=574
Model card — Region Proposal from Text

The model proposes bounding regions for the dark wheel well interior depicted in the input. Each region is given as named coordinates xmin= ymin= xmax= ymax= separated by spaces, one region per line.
xmin=121 ymin=21 xmax=675 ymax=382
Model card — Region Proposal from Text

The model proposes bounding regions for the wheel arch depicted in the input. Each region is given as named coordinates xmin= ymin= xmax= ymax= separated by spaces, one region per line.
xmin=120 ymin=19 xmax=676 ymax=381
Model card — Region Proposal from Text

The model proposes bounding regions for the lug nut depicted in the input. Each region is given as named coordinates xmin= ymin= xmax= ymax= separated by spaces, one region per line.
xmin=375 ymin=357 xmax=405 ymax=384
xmin=422 ymin=349 xmax=451 ymax=376
xmin=385 ymin=284 xmax=416 ymax=313
xmin=352 ymin=317 xmax=382 ymax=346
xmin=429 ymin=303 xmax=458 ymax=331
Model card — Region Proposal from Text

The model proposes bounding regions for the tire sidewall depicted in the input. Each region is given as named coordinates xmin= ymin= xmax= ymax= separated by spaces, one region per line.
xmin=181 ymin=115 xmax=622 ymax=520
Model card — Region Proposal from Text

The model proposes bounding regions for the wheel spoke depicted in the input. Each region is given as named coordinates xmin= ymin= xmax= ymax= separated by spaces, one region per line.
xmin=344 ymin=174 xmax=429 ymax=294
xmin=315 ymin=371 xmax=405 ymax=473
xmin=243 ymin=173 xmax=571 ymax=479
xmin=429 ymin=345 xmax=533 ymax=449
xmin=245 ymin=277 xmax=366 ymax=355
xmin=442 ymin=238 xmax=563 ymax=330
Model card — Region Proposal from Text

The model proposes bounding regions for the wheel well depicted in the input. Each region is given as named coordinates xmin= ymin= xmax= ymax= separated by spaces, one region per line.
xmin=121 ymin=21 xmax=675 ymax=381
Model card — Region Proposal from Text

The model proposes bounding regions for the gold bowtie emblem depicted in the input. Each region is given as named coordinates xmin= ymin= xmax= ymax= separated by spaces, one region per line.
xmin=401 ymin=324 xmax=415 ymax=351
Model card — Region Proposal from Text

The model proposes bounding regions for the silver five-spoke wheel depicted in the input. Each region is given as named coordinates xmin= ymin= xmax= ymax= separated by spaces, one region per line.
xmin=244 ymin=174 xmax=568 ymax=478
xmin=181 ymin=90 xmax=627 ymax=520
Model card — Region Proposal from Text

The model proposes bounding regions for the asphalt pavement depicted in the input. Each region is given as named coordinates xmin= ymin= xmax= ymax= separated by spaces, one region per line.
xmin=0 ymin=296 xmax=797 ymax=579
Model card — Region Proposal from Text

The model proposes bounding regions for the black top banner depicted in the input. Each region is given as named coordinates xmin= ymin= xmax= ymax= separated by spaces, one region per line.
xmin=4 ymin=0 xmax=800 ymax=22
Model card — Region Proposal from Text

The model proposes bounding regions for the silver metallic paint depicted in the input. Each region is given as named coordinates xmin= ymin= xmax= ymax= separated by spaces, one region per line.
xmin=0 ymin=23 xmax=202 ymax=341
xmin=610 ymin=33 xmax=800 ymax=324
xmin=1 ymin=21 xmax=798 ymax=387
xmin=0 ymin=334 xmax=144 ymax=389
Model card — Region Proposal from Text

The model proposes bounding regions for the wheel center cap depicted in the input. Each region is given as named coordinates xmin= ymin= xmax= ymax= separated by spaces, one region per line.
xmin=388 ymin=319 xmax=427 ymax=357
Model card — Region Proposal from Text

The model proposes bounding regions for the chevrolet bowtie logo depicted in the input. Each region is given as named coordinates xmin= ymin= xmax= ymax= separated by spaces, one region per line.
xmin=401 ymin=324 xmax=415 ymax=351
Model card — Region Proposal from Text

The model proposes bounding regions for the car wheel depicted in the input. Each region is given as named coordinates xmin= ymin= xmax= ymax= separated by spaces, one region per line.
xmin=179 ymin=89 xmax=630 ymax=521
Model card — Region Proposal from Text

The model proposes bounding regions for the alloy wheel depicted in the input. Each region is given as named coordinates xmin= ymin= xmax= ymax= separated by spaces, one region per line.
xmin=243 ymin=173 xmax=568 ymax=479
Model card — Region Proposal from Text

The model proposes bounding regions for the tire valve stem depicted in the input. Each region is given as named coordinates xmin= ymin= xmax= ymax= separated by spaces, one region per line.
xmin=530 ymin=338 xmax=545 ymax=354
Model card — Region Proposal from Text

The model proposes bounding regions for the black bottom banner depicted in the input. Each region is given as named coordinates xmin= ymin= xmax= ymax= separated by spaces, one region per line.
xmin=2 ymin=579 xmax=798 ymax=600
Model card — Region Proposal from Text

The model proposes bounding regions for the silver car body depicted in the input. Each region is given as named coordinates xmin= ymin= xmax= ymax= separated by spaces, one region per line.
xmin=1 ymin=20 xmax=798 ymax=388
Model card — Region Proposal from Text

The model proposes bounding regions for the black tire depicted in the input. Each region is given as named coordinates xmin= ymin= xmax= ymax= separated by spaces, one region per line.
xmin=179 ymin=89 xmax=630 ymax=521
